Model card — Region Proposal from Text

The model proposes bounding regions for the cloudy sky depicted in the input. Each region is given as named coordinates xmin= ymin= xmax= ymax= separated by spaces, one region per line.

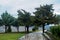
xmin=0 ymin=0 xmax=60 ymax=18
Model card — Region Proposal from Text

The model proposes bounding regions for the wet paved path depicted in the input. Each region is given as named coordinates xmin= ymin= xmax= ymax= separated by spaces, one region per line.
xmin=19 ymin=31 xmax=47 ymax=40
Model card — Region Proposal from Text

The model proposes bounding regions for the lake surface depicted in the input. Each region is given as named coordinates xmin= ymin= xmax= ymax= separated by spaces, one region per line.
xmin=0 ymin=24 xmax=54 ymax=33
xmin=0 ymin=26 xmax=34 ymax=33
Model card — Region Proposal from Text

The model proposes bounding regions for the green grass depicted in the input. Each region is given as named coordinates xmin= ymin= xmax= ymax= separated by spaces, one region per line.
xmin=0 ymin=33 xmax=25 ymax=40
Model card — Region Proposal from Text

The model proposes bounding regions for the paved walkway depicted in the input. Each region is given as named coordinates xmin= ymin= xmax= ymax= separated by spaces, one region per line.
xmin=19 ymin=31 xmax=47 ymax=40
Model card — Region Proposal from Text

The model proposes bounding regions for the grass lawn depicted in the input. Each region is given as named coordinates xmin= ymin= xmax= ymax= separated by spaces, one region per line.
xmin=0 ymin=33 xmax=25 ymax=40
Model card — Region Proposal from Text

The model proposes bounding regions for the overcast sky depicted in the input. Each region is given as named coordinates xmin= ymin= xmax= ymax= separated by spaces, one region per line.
xmin=0 ymin=0 xmax=60 ymax=18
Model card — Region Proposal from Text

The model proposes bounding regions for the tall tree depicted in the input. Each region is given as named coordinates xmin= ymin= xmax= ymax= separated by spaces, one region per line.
xmin=1 ymin=11 xmax=15 ymax=33
xmin=0 ymin=19 xmax=3 ymax=26
xmin=11 ymin=18 xmax=19 ymax=32
xmin=17 ymin=9 xmax=32 ymax=33
xmin=34 ymin=4 xmax=56 ymax=33
xmin=55 ymin=15 xmax=60 ymax=24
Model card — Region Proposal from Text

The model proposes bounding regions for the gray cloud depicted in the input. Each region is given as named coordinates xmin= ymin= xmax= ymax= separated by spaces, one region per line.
xmin=0 ymin=0 xmax=59 ymax=18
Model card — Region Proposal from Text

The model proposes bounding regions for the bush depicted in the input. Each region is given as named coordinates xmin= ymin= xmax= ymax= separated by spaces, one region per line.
xmin=50 ymin=25 xmax=60 ymax=37
xmin=32 ymin=28 xmax=36 ymax=31
xmin=32 ymin=27 xmax=38 ymax=31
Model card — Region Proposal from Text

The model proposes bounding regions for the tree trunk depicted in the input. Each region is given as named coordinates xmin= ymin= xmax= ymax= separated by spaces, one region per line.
xmin=25 ymin=26 xmax=26 ymax=33
xmin=5 ymin=26 xmax=7 ymax=33
xmin=17 ymin=26 xmax=19 ymax=32
xmin=42 ymin=24 xmax=45 ymax=33
xmin=26 ymin=26 xmax=29 ymax=33
xmin=8 ymin=26 xmax=11 ymax=32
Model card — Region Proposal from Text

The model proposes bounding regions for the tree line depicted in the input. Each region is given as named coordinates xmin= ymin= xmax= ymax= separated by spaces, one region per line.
xmin=0 ymin=4 xmax=59 ymax=33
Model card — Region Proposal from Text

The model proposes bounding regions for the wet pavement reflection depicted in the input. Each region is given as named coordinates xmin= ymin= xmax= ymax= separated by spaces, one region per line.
xmin=19 ymin=31 xmax=47 ymax=40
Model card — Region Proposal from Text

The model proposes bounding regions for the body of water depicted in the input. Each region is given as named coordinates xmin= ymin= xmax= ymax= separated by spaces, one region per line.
xmin=0 ymin=24 xmax=54 ymax=33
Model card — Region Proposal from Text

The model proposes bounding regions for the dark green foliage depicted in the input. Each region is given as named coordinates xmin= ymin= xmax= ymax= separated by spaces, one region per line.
xmin=11 ymin=18 xmax=19 ymax=32
xmin=50 ymin=25 xmax=60 ymax=37
xmin=18 ymin=9 xmax=31 ymax=26
xmin=0 ymin=4 xmax=58 ymax=33
xmin=1 ymin=11 xmax=15 ymax=26
xmin=1 ymin=11 xmax=15 ymax=32
xmin=34 ymin=4 xmax=54 ymax=24
xmin=17 ymin=9 xmax=32 ymax=33
xmin=0 ymin=19 xmax=3 ymax=26
xmin=55 ymin=15 xmax=60 ymax=24
xmin=34 ymin=4 xmax=57 ymax=33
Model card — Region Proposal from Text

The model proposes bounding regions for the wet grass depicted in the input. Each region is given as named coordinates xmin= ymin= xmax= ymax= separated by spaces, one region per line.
xmin=0 ymin=33 xmax=25 ymax=40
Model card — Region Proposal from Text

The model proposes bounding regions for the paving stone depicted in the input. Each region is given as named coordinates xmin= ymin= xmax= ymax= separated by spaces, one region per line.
xmin=19 ymin=31 xmax=47 ymax=40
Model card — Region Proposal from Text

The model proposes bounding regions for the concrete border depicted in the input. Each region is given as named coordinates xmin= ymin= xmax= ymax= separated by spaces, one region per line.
xmin=43 ymin=33 xmax=51 ymax=40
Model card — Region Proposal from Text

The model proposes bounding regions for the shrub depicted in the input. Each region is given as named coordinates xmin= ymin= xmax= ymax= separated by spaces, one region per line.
xmin=32 ymin=26 xmax=38 ymax=31
xmin=50 ymin=25 xmax=60 ymax=37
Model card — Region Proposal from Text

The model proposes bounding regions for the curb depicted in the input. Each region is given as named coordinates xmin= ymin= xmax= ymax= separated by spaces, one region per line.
xmin=43 ymin=33 xmax=51 ymax=40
